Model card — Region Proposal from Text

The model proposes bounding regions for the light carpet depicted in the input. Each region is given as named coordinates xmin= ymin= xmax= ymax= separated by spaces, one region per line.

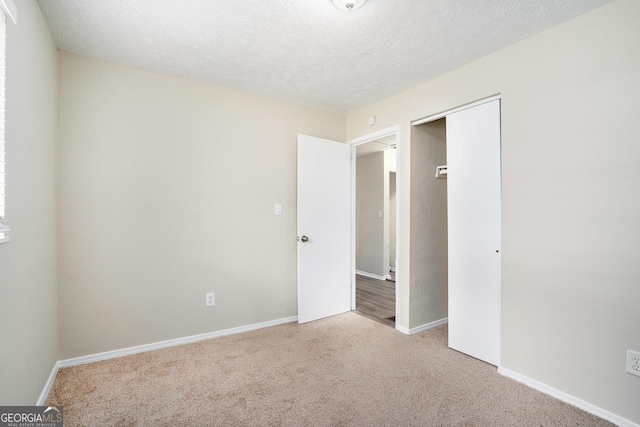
xmin=46 ymin=312 xmax=613 ymax=426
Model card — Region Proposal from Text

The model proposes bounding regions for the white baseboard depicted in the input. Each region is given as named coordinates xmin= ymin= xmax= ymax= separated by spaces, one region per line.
xmin=356 ymin=270 xmax=388 ymax=281
xmin=396 ymin=317 xmax=448 ymax=335
xmin=389 ymin=266 xmax=396 ymax=273
xmin=498 ymin=367 xmax=639 ymax=427
xmin=58 ymin=316 xmax=298 ymax=369
xmin=36 ymin=361 xmax=62 ymax=405
xmin=38 ymin=316 xmax=298 ymax=401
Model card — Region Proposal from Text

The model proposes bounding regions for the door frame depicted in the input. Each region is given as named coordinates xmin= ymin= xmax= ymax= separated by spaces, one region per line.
xmin=412 ymin=94 xmax=501 ymax=126
xmin=347 ymin=125 xmax=400 ymax=322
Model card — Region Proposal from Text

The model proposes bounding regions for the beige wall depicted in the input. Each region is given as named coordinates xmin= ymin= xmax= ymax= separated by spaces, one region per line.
xmin=347 ymin=0 xmax=640 ymax=422
xmin=0 ymin=1 xmax=58 ymax=404
xmin=356 ymin=152 xmax=385 ymax=276
xmin=356 ymin=150 xmax=396 ymax=277
xmin=388 ymin=172 xmax=396 ymax=269
xmin=409 ymin=120 xmax=448 ymax=328
xmin=382 ymin=150 xmax=395 ymax=275
xmin=57 ymin=52 xmax=345 ymax=359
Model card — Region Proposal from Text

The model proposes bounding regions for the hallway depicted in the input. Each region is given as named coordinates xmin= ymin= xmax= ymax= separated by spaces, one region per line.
xmin=354 ymin=274 xmax=395 ymax=328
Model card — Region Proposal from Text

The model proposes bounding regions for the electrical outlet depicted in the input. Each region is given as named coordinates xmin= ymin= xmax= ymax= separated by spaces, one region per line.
xmin=627 ymin=350 xmax=640 ymax=377
xmin=206 ymin=292 xmax=215 ymax=307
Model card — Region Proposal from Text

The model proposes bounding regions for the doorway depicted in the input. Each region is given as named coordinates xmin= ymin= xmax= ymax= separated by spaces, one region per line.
xmin=296 ymin=127 xmax=399 ymax=326
xmin=349 ymin=129 xmax=398 ymax=328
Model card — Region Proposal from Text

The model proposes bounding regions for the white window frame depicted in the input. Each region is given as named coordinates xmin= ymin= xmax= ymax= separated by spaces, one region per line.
xmin=0 ymin=0 xmax=16 ymax=244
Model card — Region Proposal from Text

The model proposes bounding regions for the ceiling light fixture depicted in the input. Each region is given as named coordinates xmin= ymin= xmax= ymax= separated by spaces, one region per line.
xmin=332 ymin=0 xmax=367 ymax=11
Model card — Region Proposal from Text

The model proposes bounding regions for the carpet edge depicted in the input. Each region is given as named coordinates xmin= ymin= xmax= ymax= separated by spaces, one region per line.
xmin=498 ymin=367 xmax=638 ymax=427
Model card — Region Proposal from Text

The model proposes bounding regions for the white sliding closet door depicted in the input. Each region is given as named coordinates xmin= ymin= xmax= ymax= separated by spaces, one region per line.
xmin=447 ymin=99 xmax=501 ymax=366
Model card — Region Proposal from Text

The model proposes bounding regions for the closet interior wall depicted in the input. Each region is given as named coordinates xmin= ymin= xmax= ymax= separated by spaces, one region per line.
xmin=408 ymin=119 xmax=448 ymax=327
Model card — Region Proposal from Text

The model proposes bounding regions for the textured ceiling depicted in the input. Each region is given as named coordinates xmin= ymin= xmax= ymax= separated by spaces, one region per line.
xmin=37 ymin=0 xmax=612 ymax=113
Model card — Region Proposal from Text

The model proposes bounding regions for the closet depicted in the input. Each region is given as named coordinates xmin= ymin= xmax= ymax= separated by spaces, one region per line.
xmin=414 ymin=97 xmax=501 ymax=366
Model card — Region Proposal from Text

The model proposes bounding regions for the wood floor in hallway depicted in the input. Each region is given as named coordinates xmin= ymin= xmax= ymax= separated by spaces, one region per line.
xmin=354 ymin=274 xmax=395 ymax=328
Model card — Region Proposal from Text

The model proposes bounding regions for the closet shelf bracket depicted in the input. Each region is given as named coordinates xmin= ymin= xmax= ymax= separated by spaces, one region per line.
xmin=435 ymin=165 xmax=448 ymax=178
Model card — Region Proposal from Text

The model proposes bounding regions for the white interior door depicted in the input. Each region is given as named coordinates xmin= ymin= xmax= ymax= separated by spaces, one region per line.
xmin=298 ymin=134 xmax=352 ymax=324
xmin=447 ymin=99 xmax=501 ymax=366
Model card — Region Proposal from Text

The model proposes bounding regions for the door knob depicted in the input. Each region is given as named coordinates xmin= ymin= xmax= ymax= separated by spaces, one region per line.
xmin=300 ymin=235 xmax=309 ymax=243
